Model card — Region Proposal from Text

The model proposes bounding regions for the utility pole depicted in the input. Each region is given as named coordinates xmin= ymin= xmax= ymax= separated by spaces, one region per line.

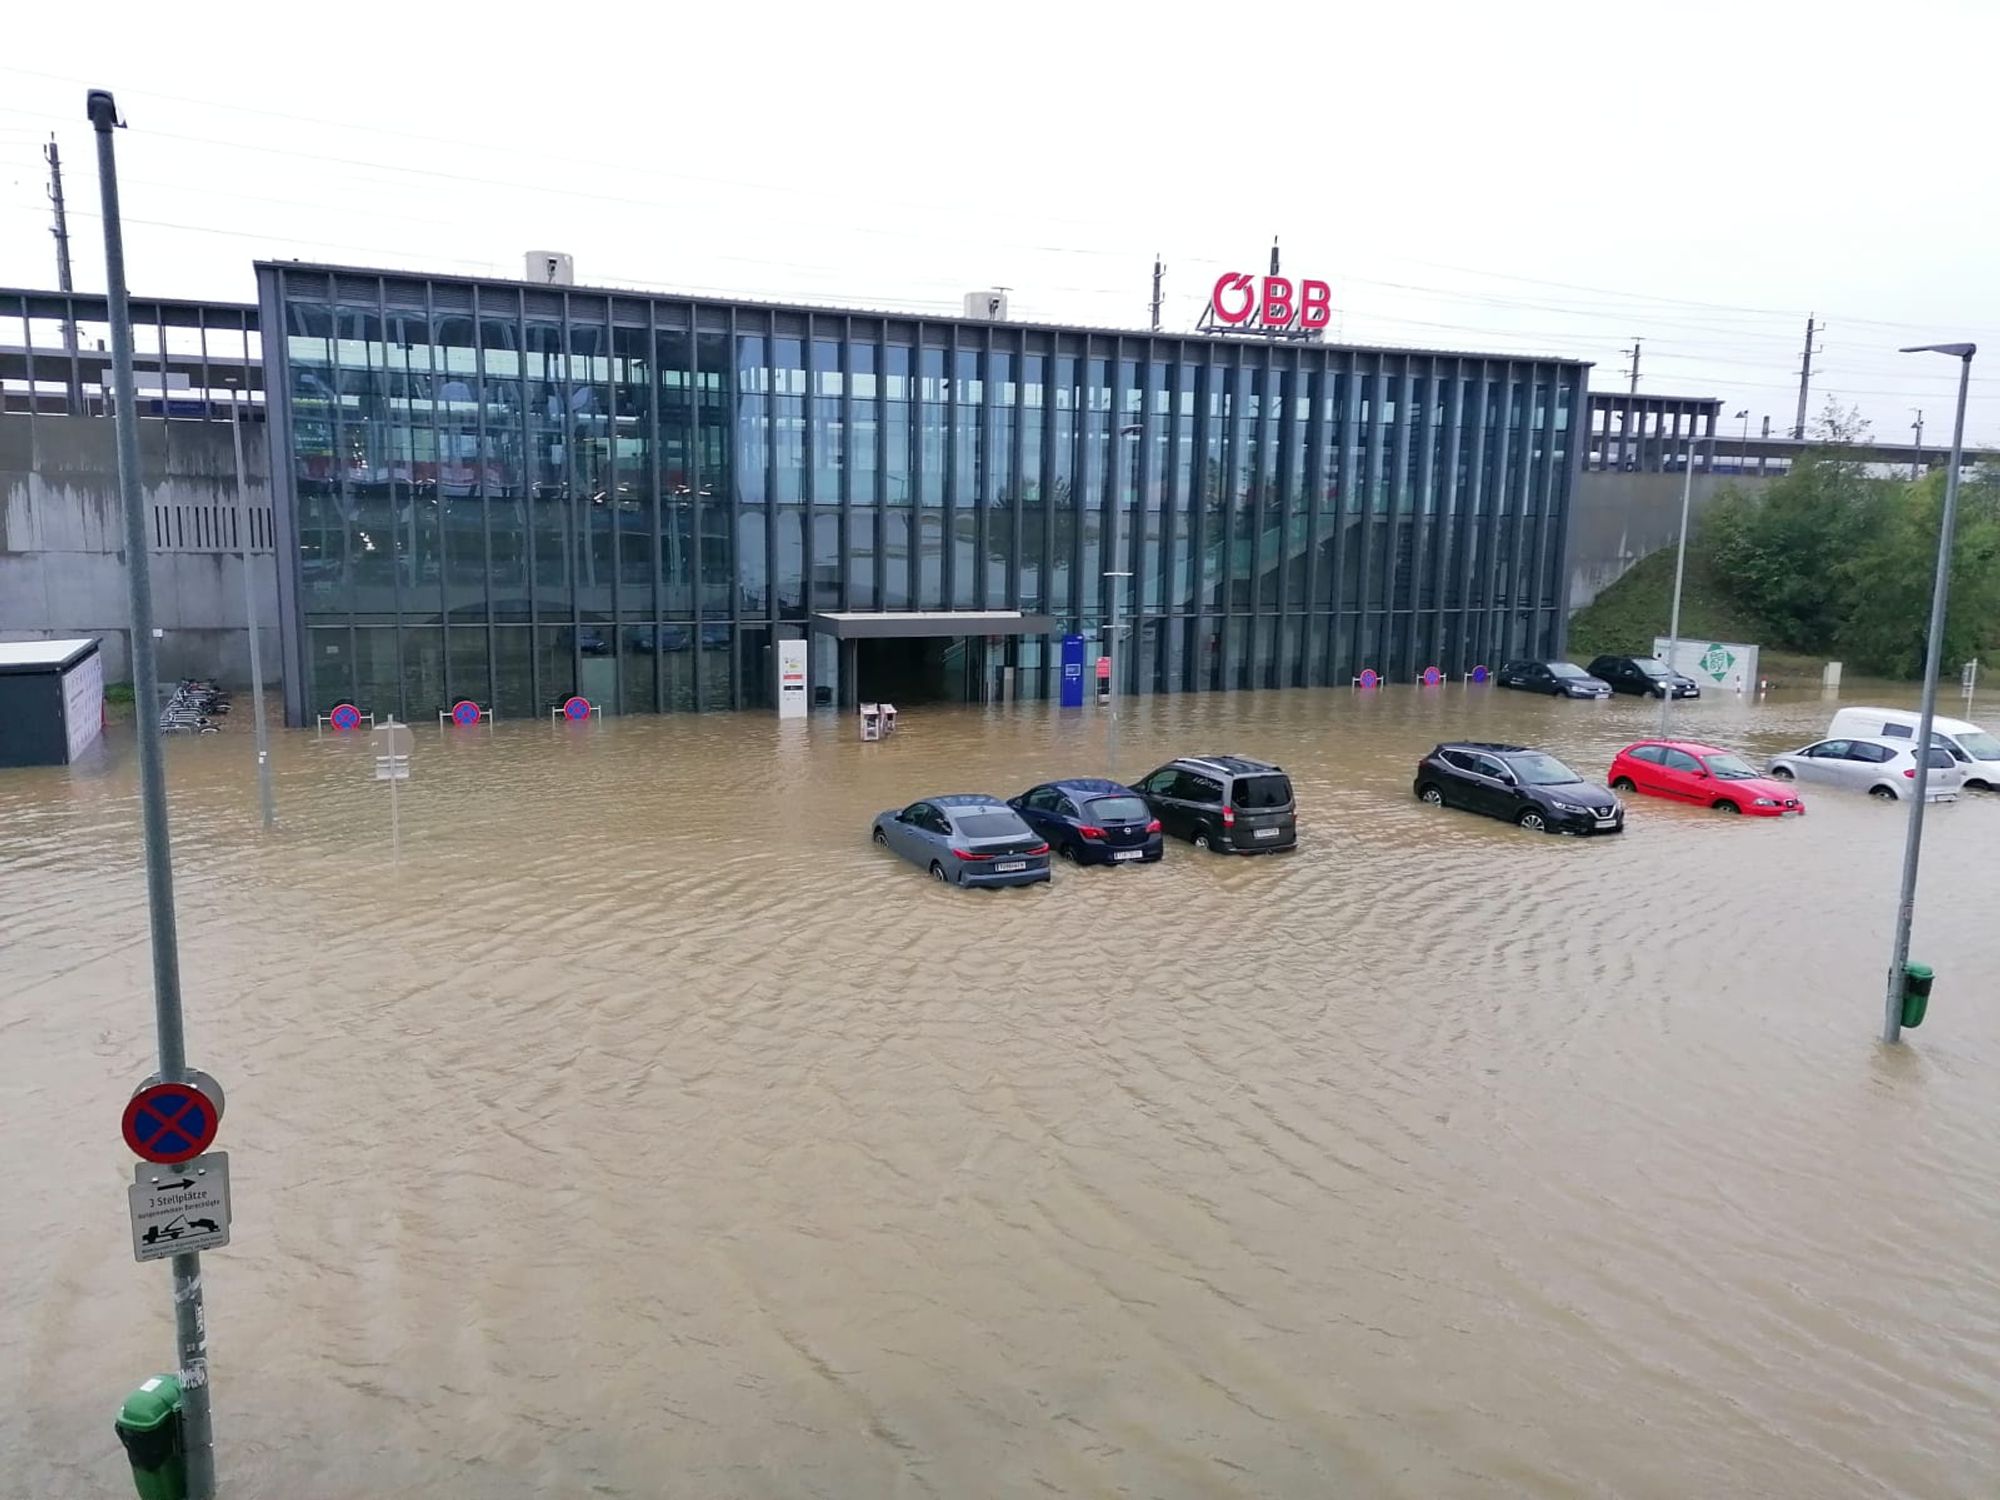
xmin=1621 ymin=338 xmax=1641 ymax=394
xmin=1910 ymin=409 xmax=1925 ymax=479
xmin=228 ymin=382 xmax=276 ymax=828
xmin=45 ymin=134 xmax=74 ymax=293
xmin=1108 ymin=424 xmax=1142 ymax=777
xmin=1149 ymin=254 xmax=1164 ymax=333
xmin=1792 ymin=315 xmax=1820 ymax=439
xmin=89 ymin=88 xmax=217 ymax=1500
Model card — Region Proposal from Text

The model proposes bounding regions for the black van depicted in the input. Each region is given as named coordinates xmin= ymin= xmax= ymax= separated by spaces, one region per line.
xmin=1134 ymin=755 xmax=1297 ymax=853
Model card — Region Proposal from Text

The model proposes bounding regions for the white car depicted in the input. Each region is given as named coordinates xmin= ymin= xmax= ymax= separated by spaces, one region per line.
xmin=1827 ymin=707 xmax=2000 ymax=793
xmin=1767 ymin=735 xmax=1965 ymax=802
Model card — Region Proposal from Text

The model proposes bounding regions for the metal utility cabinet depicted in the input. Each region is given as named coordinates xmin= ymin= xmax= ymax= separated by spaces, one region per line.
xmin=0 ymin=637 xmax=106 ymax=767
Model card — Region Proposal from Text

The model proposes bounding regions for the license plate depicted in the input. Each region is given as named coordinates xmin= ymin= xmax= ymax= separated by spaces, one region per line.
xmin=1594 ymin=817 xmax=1618 ymax=828
xmin=1781 ymin=811 xmax=1800 ymax=818
xmin=1112 ymin=849 xmax=1143 ymax=861
xmin=1253 ymin=827 xmax=1280 ymax=839
xmin=995 ymin=861 xmax=1026 ymax=873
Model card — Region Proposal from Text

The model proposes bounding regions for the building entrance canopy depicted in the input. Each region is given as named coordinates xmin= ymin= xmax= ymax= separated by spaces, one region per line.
xmin=809 ymin=611 xmax=1057 ymax=640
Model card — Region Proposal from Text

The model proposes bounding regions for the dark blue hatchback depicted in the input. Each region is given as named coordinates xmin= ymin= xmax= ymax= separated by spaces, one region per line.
xmin=1007 ymin=778 xmax=1164 ymax=866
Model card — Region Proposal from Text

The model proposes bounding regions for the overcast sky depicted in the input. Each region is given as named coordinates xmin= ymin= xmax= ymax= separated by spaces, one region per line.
xmin=4 ymin=0 xmax=1997 ymax=443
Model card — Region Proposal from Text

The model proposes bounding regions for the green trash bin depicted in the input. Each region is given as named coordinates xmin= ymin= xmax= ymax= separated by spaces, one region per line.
xmin=1902 ymin=961 xmax=1935 ymax=1029
xmin=114 ymin=1375 xmax=185 ymax=1500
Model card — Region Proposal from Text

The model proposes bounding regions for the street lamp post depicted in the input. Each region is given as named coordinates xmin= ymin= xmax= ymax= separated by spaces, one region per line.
xmin=1882 ymin=341 xmax=1976 ymax=1044
xmin=1736 ymin=408 xmax=1749 ymax=473
xmin=1106 ymin=423 xmax=1142 ymax=777
xmin=1659 ymin=426 xmax=1717 ymax=736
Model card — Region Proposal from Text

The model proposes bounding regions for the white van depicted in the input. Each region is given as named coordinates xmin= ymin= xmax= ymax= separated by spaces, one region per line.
xmin=1827 ymin=707 xmax=2000 ymax=791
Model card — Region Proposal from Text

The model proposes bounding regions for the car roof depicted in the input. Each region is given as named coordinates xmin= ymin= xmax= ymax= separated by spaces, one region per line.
xmin=1625 ymin=740 xmax=1733 ymax=756
xmin=1045 ymin=777 xmax=1134 ymax=795
xmin=1439 ymin=740 xmax=1530 ymax=754
xmin=1834 ymin=706 xmax=1982 ymax=734
xmin=1174 ymin=754 xmax=1283 ymax=776
xmin=932 ymin=793 xmax=1009 ymax=807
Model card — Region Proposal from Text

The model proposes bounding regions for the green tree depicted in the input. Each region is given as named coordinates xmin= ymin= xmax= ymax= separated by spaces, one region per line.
xmin=1835 ymin=472 xmax=2000 ymax=677
xmin=1700 ymin=452 xmax=1887 ymax=651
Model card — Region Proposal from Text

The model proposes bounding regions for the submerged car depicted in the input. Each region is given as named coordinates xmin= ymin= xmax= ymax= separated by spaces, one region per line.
xmin=1008 ymin=778 xmax=1163 ymax=865
xmin=871 ymin=794 xmax=1051 ymax=886
xmin=1497 ymin=660 xmax=1612 ymax=699
xmin=1413 ymin=742 xmax=1624 ymax=834
xmin=1766 ymin=737 xmax=1965 ymax=802
xmin=1608 ymin=740 xmax=1805 ymax=816
xmin=1588 ymin=654 xmax=1701 ymax=699
xmin=1134 ymin=755 xmax=1297 ymax=853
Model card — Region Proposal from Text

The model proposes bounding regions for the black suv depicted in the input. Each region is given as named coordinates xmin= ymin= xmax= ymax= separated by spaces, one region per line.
xmin=1497 ymin=660 xmax=1612 ymax=699
xmin=1135 ymin=755 xmax=1297 ymax=853
xmin=1413 ymin=742 xmax=1624 ymax=835
xmin=1587 ymin=654 xmax=1700 ymax=699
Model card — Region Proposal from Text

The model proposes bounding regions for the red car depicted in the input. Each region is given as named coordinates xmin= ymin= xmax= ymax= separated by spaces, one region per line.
xmin=1608 ymin=740 xmax=1806 ymax=816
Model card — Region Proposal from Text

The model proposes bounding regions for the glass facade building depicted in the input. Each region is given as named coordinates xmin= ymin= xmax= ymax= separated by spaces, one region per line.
xmin=257 ymin=263 xmax=1589 ymax=724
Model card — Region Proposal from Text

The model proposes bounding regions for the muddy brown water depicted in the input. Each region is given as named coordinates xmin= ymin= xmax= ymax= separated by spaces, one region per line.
xmin=4 ymin=683 xmax=1998 ymax=1498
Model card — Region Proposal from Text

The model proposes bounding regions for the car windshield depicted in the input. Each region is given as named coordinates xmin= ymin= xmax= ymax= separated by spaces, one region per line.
xmin=1705 ymin=752 xmax=1760 ymax=779
xmin=1505 ymin=752 xmax=1581 ymax=786
xmin=951 ymin=813 xmax=1025 ymax=839
xmin=1633 ymin=658 xmax=1670 ymax=676
xmin=1548 ymin=662 xmax=1587 ymax=678
xmin=1957 ymin=730 xmax=2000 ymax=760
xmin=1231 ymin=775 xmax=1293 ymax=808
xmin=1086 ymin=795 xmax=1151 ymax=823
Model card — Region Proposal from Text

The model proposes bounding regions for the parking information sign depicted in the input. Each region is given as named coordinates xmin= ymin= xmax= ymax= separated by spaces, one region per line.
xmin=129 ymin=1152 xmax=231 ymax=1263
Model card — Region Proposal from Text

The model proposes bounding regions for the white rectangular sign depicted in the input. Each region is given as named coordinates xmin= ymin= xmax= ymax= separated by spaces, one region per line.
xmin=1654 ymin=637 xmax=1760 ymax=695
xmin=777 ymin=639 xmax=809 ymax=719
xmin=129 ymin=1152 xmax=231 ymax=1262
xmin=62 ymin=650 xmax=105 ymax=763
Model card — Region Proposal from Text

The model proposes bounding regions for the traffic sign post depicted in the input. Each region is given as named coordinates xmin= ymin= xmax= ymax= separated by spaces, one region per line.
xmin=372 ymin=719 xmax=413 ymax=863
xmin=130 ymin=1154 xmax=231 ymax=1262
xmin=93 ymin=88 xmax=218 ymax=1497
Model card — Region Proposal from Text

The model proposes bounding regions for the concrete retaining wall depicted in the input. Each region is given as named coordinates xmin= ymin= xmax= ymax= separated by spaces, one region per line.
xmin=0 ymin=414 xmax=280 ymax=687
xmin=1566 ymin=471 xmax=1772 ymax=612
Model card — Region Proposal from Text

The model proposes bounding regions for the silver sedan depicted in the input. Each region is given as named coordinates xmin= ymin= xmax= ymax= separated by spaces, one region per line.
xmin=871 ymin=794 xmax=1052 ymax=886
xmin=1767 ymin=737 xmax=1965 ymax=802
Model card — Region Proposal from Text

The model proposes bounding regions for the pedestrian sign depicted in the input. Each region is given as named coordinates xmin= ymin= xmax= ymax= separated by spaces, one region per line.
xmin=129 ymin=1153 xmax=231 ymax=1262
xmin=122 ymin=1081 xmax=221 ymax=1164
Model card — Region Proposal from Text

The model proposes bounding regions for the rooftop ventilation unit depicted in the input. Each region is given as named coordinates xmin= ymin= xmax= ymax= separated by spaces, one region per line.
xmin=527 ymin=251 xmax=575 ymax=286
xmin=963 ymin=288 xmax=1010 ymax=321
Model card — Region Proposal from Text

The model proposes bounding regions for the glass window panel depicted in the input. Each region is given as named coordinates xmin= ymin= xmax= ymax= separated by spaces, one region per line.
xmin=733 ymin=626 xmax=765 ymax=710
xmin=882 ymin=509 xmax=911 ymax=608
xmin=619 ymin=626 xmax=658 ymax=714
xmin=448 ymin=626 xmax=489 ymax=709
xmin=848 ymin=508 xmax=876 ymax=611
xmin=773 ymin=505 xmax=805 ymax=614
xmin=772 ymin=338 xmax=804 ymax=504
xmin=307 ymin=626 xmax=352 ymax=713
xmin=812 ymin=512 xmax=840 ymax=610
xmin=401 ymin=626 xmax=446 ymax=718
xmin=737 ymin=510 xmax=767 ymax=614
xmin=884 ymin=345 xmax=911 ymax=504
xmin=699 ymin=496 xmax=732 ymax=615
xmin=736 ymin=335 xmax=768 ymax=505
xmin=917 ymin=510 xmax=944 ymax=610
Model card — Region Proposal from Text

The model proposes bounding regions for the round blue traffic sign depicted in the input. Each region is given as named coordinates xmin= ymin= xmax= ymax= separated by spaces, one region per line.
xmin=562 ymin=696 xmax=591 ymax=721
xmin=451 ymin=699 xmax=481 ymax=727
xmin=122 ymin=1081 xmax=220 ymax=1164
xmin=329 ymin=702 xmax=362 ymax=731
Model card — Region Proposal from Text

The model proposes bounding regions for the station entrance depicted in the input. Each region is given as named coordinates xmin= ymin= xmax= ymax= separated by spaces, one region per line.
xmin=810 ymin=611 xmax=1058 ymax=709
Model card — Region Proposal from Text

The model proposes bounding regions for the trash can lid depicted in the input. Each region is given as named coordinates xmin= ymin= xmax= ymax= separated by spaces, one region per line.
xmin=1905 ymin=961 xmax=1936 ymax=980
xmin=116 ymin=1375 xmax=182 ymax=1432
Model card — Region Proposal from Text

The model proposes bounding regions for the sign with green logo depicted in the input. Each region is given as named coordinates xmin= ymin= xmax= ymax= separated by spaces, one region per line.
xmin=1697 ymin=643 xmax=1735 ymax=682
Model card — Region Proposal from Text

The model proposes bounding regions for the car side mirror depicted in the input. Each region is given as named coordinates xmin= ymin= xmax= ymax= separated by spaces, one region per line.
xmin=1497 ymin=771 xmax=1518 ymax=787
xmin=1696 ymin=770 xmax=1710 ymax=779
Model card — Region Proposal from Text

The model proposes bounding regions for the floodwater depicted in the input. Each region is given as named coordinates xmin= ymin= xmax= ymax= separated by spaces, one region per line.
xmin=4 ymin=682 xmax=1999 ymax=1498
